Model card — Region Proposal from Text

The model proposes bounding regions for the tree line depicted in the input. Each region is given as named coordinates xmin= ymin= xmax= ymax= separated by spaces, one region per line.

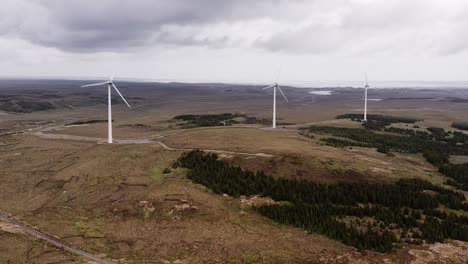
xmin=175 ymin=150 xmax=468 ymax=252
xmin=173 ymin=113 xmax=244 ymax=128
xmin=452 ymin=121 xmax=468 ymax=131
xmin=336 ymin=114 xmax=421 ymax=124
xmin=439 ymin=163 xmax=468 ymax=191
xmin=173 ymin=113 xmax=279 ymax=128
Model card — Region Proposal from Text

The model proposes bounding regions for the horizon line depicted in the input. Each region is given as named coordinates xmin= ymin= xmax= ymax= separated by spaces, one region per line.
xmin=1 ymin=76 xmax=468 ymax=89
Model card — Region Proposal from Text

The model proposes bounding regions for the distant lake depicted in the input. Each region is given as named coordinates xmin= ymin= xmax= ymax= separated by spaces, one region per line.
xmin=309 ymin=91 xmax=332 ymax=95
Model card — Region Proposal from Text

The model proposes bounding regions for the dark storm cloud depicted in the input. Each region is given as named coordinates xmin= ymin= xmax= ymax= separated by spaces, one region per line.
xmin=2 ymin=0 xmax=468 ymax=55
xmin=1 ymin=0 xmax=282 ymax=52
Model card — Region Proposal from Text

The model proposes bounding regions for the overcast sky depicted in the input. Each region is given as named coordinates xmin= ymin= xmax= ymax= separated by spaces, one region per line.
xmin=1 ymin=0 xmax=468 ymax=85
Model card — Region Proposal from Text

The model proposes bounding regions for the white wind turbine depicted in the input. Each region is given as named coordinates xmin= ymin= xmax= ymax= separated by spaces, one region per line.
xmin=364 ymin=73 xmax=369 ymax=121
xmin=81 ymin=76 xmax=131 ymax=143
xmin=263 ymin=77 xmax=288 ymax=129
xmin=362 ymin=74 xmax=381 ymax=122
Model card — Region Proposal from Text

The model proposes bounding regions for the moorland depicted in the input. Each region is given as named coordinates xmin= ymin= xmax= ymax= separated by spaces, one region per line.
xmin=0 ymin=79 xmax=467 ymax=263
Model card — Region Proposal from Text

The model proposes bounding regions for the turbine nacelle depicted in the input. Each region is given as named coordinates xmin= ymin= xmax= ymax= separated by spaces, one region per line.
xmin=263 ymin=83 xmax=288 ymax=102
xmin=81 ymin=77 xmax=131 ymax=108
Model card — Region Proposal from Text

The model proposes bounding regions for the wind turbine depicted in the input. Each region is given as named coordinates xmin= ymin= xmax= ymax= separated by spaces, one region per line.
xmin=81 ymin=76 xmax=131 ymax=143
xmin=263 ymin=82 xmax=288 ymax=129
xmin=363 ymin=73 xmax=370 ymax=122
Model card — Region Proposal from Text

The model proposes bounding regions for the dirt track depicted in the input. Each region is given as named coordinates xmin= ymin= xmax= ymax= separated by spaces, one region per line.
xmin=0 ymin=212 xmax=114 ymax=264
xmin=33 ymin=125 xmax=274 ymax=157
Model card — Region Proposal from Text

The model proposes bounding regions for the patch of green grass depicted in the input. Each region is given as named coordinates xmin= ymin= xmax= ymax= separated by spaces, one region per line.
xmin=243 ymin=254 xmax=259 ymax=264
xmin=323 ymin=161 xmax=348 ymax=174
xmin=142 ymin=206 xmax=155 ymax=219
xmin=74 ymin=217 xmax=103 ymax=238
xmin=150 ymin=166 xmax=165 ymax=182
xmin=150 ymin=155 xmax=179 ymax=183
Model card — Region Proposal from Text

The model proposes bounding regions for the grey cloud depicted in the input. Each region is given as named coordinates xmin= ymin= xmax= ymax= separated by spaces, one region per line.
xmin=256 ymin=25 xmax=345 ymax=54
xmin=2 ymin=0 xmax=468 ymax=56
xmin=256 ymin=0 xmax=468 ymax=56
xmin=3 ymin=0 xmax=280 ymax=52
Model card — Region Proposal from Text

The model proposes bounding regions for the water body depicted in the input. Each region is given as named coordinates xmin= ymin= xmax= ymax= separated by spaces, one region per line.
xmin=309 ymin=91 xmax=332 ymax=95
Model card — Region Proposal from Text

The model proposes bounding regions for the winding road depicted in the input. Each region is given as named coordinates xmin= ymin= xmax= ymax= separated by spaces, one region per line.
xmin=33 ymin=125 xmax=275 ymax=158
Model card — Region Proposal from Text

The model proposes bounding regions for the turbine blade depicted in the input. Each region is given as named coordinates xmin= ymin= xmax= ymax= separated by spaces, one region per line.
xmin=365 ymin=73 xmax=370 ymax=88
xmin=275 ymin=65 xmax=282 ymax=83
xmin=277 ymin=85 xmax=288 ymax=102
xmin=112 ymin=83 xmax=131 ymax=108
xmin=80 ymin=81 xmax=108 ymax=87
xmin=263 ymin=84 xmax=275 ymax=90
xmin=110 ymin=73 xmax=114 ymax=82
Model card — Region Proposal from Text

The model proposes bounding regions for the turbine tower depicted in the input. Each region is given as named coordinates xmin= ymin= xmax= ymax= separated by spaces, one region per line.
xmin=81 ymin=76 xmax=131 ymax=143
xmin=364 ymin=73 xmax=370 ymax=122
xmin=263 ymin=83 xmax=288 ymax=128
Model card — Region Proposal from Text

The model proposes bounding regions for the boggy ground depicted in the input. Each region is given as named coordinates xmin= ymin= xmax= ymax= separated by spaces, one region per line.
xmin=0 ymin=132 xmax=467 ymax=263
xmin=1 ymin=81 xmax=468 ymax=263
xmin=0 ymin=134 xmax=349 ymax=263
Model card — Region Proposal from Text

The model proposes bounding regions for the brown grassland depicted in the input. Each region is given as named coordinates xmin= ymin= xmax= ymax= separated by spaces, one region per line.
xmin=0 ymin=80 xmax=467 ymax=263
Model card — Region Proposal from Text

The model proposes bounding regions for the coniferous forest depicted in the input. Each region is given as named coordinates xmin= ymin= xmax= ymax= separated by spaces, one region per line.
xmin=173 ymin=113 xmax=276 ymax=128
xmin=301 ymin=119 xmax=468 ymax=191
xmin=452 ymin=121 xmax=468 ymax=131
xmin=173 ymin=113 xmax=244 ymax=128
xmin=336 ymin=114 xmax=421 ymax=124
xmin=176 ymin=150 xmax=468 ymax=253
